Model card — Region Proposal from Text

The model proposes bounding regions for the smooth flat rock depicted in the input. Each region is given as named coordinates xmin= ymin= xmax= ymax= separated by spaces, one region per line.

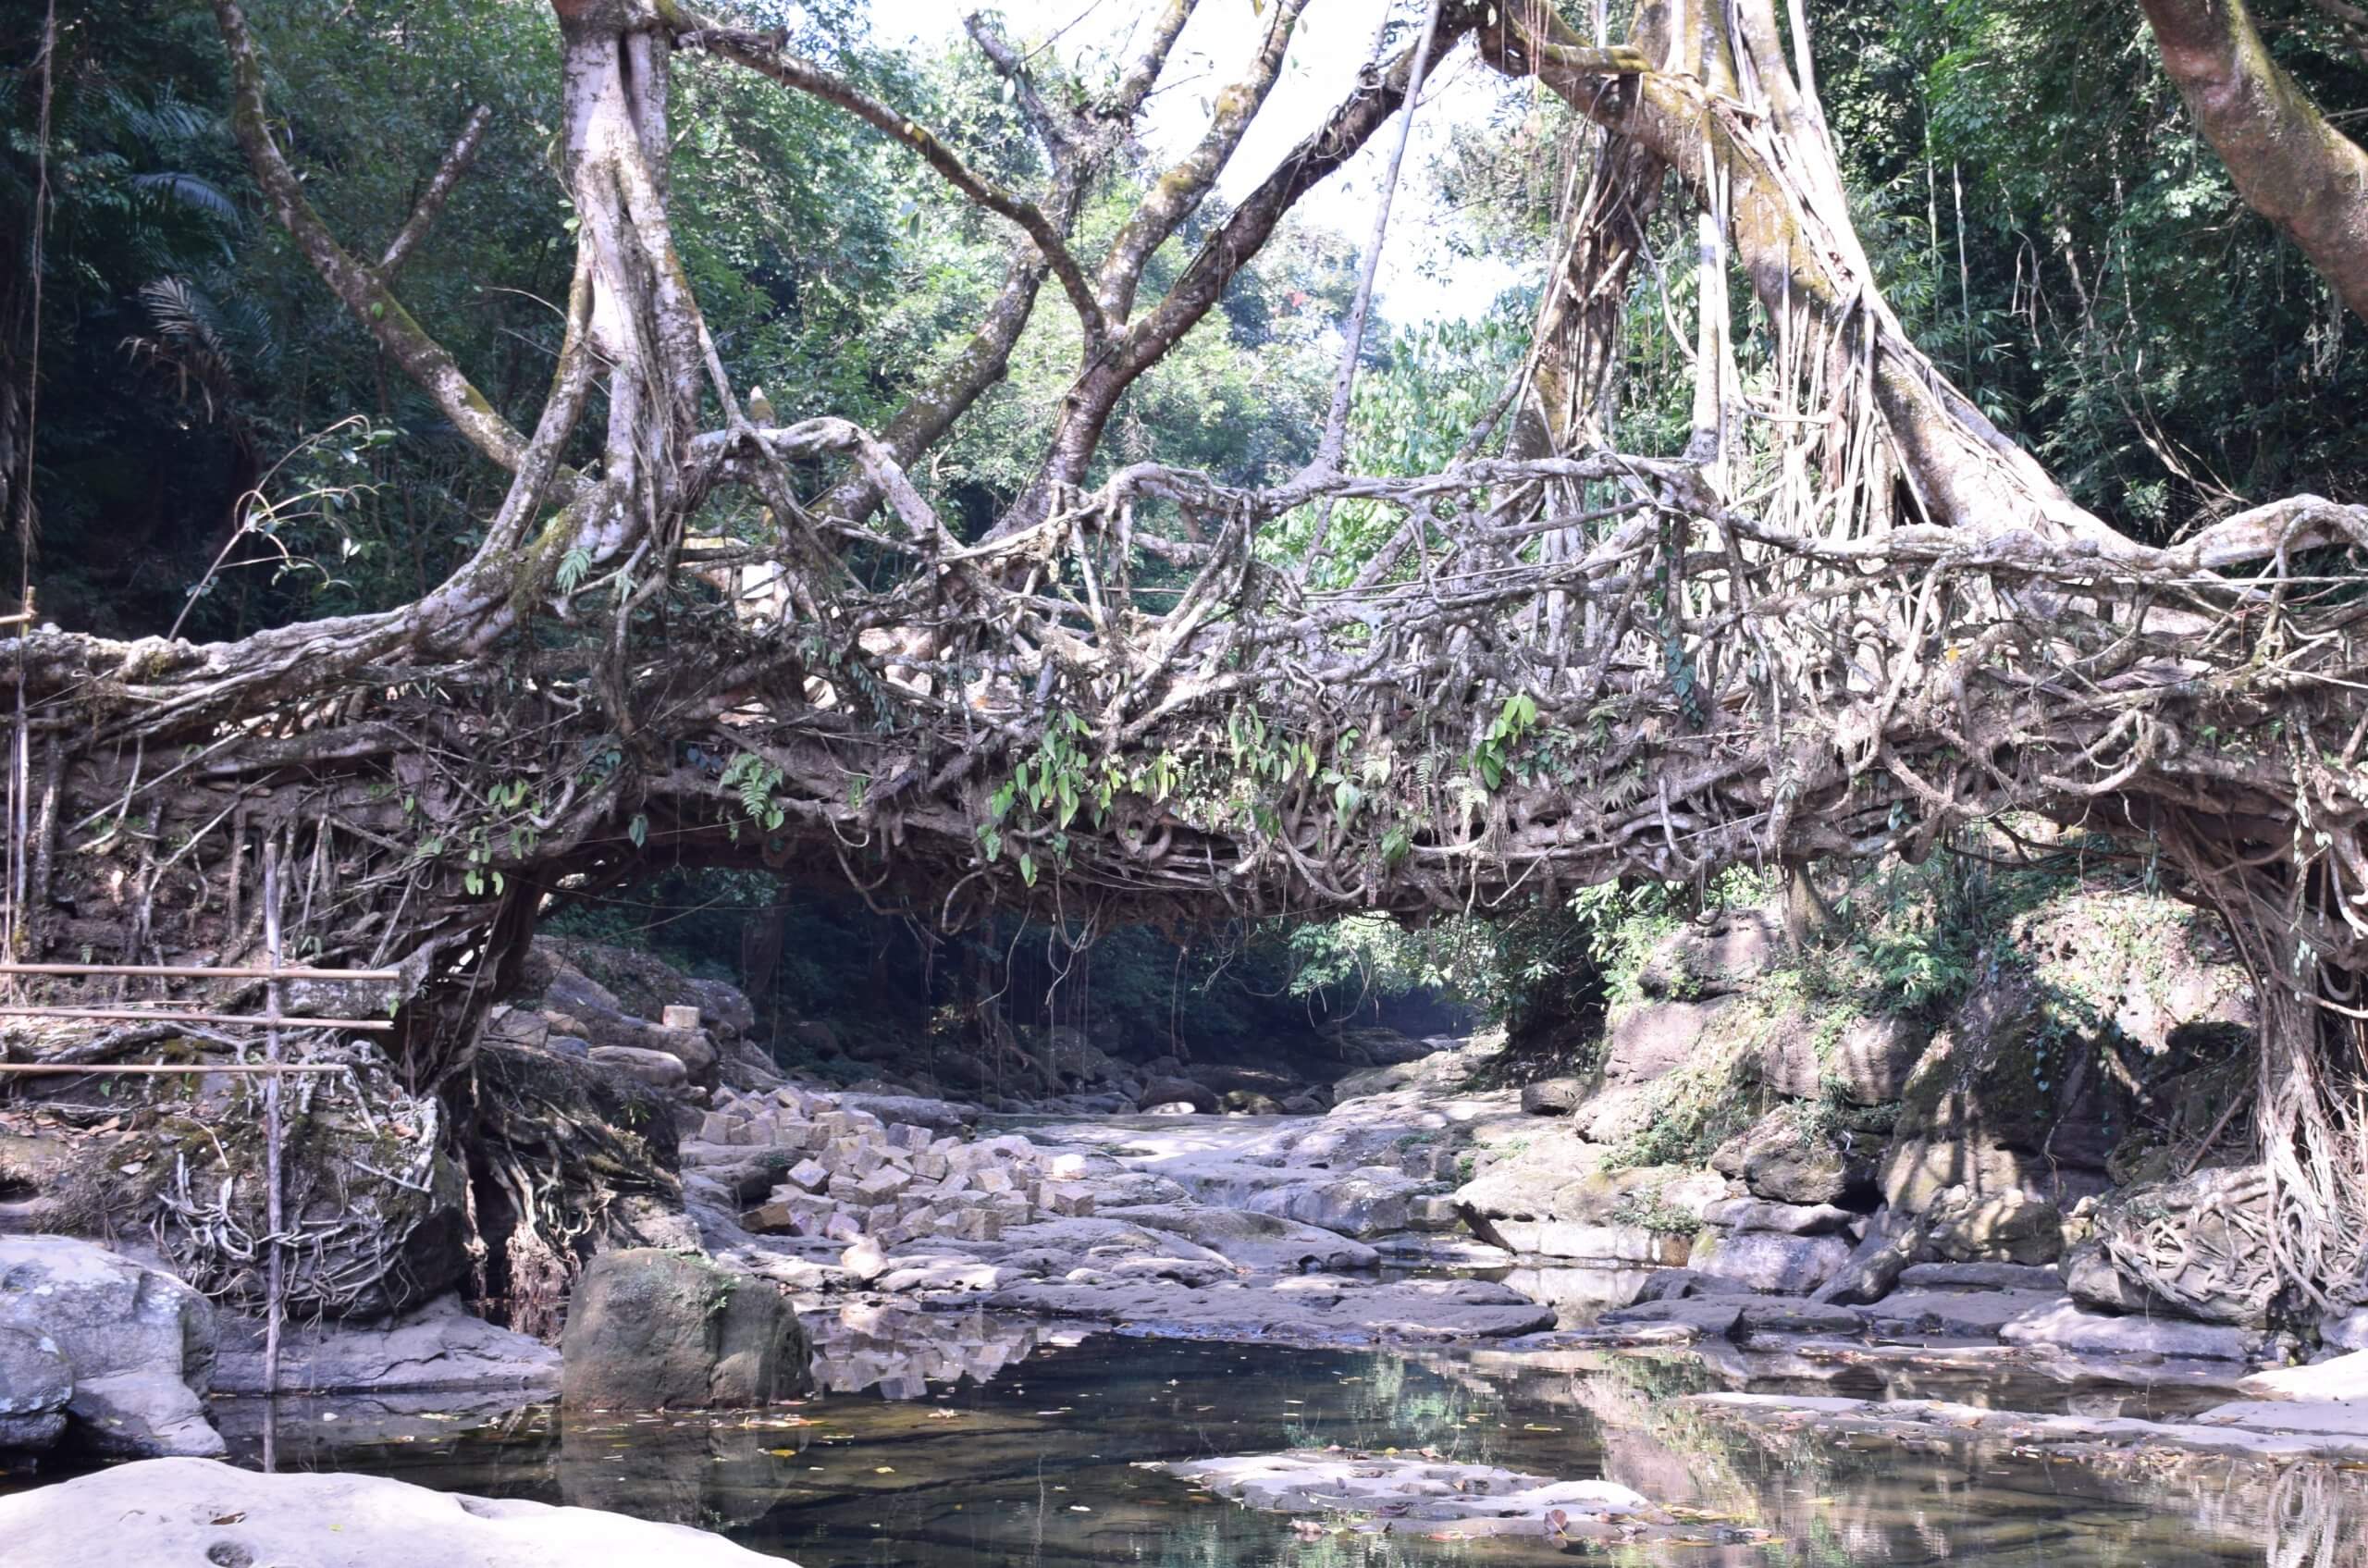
xmin=1896 ymin=1261 xmax=2064 ymax=1293
xmin=0 ymin=1456 xmax=775 ymax=1567
xmin=1858 ymin=1289 xmax=2067 ymax=1340
xmin=975 ymin=1274 xmax=1553 ymax=1346
xmin=1488 ymin=1220 xmax=1687 ymax=1266
xmin=1998 ymin=1302 xmax=2263 ymax=1362
xmin=215 ymin=1293 xmax=560 ymax=1394
xmin=2237 ymin=1350 xmax=2368 ymax=1402
xmin=2193 ymin=1399 xmax=2368 ymax=1438
xmin=1598 ymin=1296 xmax=1745 ymax=1338
xmin=1163 ymin=1451 xmax=1665 ymax=1537
xmin=1100 ymin=1204 xmax=1379 ymax=1272
xmin=1700 ymin=1198 xmax=1858 ymax=1236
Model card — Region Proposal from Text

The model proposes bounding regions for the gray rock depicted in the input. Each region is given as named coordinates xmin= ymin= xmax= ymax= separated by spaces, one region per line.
xmin=587 ymin=1044 xmax=691 ymax=1089
xmin=0 ymin=1327 xmax=71 ymax=1451
xmin=1598 ymin=1296 xmax=1746 ymax=1337
xmin=1814 ymin=1208 xmax=1922 ymax=1305
xmin=1700 ymin=1198 xmax=1857 ymax=1236
xmin=1603 ymin=999 xmax=1733 ymax=1083
xmin=1896 ymin=1261 xmax=2064 ymax=1292
xmin=1242 ymin=1169 xmax=1418 ymax=1239
xmin=1100 ymin=1204 xmax=1378 ymax=1272
xmin=1685 ymin=1229 xmax=1851 ymax=1294
xmin=2324 ymin=1308 xmax=2368 ymax=1352
xmin=1998 ymin=1301 xmax=2263 ymax=1361
xmin=214 ymin=1293 xmax=560 ymax=1394
xmin=1738 ymin=1299 xmax=1867 ymax=1336
xmin=1857 ymin=1288 xmax=2066 ymax=1339
xmin=1636 ymin=908 xmax=1778 ymax=999
xmin=1631 ymin=1268 xmax=1754 ymax=1303
xmin=67 ymin=1370 xmax=222 ymax=1458
xmin=0 ymin=1236 xmax=220 ymax=1458
xmin=1758 ymin=1013 xmax=1930 ymax=1105
xmin=1520 ymin=1078 xmax=1586 ymax=1116
xmin=1924 ymin=1186 xmax=2063 ymax=1266
xmin=1714 ymin=1106 xmax=1878 ymax=1207
xmin=0 ymin=1455 xmax=775 ymax=1567
xmin=1137 ymin=1077 xmax=1221 ymax=1115
xmin=560 ymin=1249 xmax=810 ymax=1409
xmin=836 ymin=1093 xmax=978 ymax=1133
xmin=544 ymin=969 xmax=719 ymax=1079
xmin=981 ymin=1273 xmax=1553 ymax=1346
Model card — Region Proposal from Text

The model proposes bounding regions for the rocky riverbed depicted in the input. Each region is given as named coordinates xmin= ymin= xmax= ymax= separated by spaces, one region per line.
xmin=10 ymin=902 xmax=2368 ymax=1564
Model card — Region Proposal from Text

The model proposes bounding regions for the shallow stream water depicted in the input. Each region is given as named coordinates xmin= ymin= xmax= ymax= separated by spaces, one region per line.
xmin=102 ymin=1318 xmax=2365 ymax=1568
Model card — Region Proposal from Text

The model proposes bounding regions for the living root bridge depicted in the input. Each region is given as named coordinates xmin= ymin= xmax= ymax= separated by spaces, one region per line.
xmin=9 ymin=0 xmax=2368 ymax=1319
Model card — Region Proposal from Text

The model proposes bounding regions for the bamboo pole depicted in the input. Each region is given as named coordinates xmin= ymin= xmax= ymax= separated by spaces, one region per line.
xmin=0 ymin=1063 xmax=352 ymax=1076
xmin=261 ymin=841 xmax=285 ymax=1470
xmin=0 ymin=1006 xmax=391 ymax=1030
xmin=0 ymin=963 xmax=400 ymax=981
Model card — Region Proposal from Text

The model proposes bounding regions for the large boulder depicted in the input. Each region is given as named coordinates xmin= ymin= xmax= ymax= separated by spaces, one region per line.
xmin=1756 ymin=1011 xmax=1930 ymax=1106
xmin=0 ymin=1327 xmax=72 ymax=1451
xmin=561 ymin=1250 xmax=810 ymax=1410
xmin=1684 ymin=1228 xmax=1852 ymax=1294
xmin=1136 ymin=1076 xmax=1220 ymax=1115
xmin=0 ymin=1456 xmax=775 ymax=1567
xmin=1601 ymin=999 xmax=1733 ymax=1085
xmin=2074 ymin=1165 xmax=2279 ymax=1327
xmin=1634 ymin=908 xmax=1780 ymax=999
xmin=542 ymin=966 xmax=719 ymax=1080
xmin=0 ymin=1236 xmax=220 ymax=1457
xmin=1712 ymin=1105 xmax=1879 ymax=1208
xmin=1923 ymin=1185 xmax=2064 ymax=1266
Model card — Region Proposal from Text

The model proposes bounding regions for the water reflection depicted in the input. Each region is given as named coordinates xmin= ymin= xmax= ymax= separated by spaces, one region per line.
xmin=191 ymin=1328 xmax=2365 ymax=1568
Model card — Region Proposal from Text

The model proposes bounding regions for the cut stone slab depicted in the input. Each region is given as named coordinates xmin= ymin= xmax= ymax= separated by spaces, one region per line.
xmin=0 ymin=1455 xmax=776 ymax=1567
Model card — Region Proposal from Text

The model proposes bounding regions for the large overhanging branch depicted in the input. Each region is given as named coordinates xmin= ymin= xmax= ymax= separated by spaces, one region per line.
xmin=211 ymin=1 xmax=527 ymax=473
xmin=2140 ymin=0 xmax=2368 ymax=324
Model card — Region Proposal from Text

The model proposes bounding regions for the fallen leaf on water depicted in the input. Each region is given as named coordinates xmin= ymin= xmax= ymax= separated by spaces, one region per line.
xmin=1522 ymin=1424 xmax=1563 ymax=1432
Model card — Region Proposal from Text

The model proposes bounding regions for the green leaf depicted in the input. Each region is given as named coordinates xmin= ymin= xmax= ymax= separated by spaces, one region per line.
xmin=627 ymin=813 xmax=648 ymax=848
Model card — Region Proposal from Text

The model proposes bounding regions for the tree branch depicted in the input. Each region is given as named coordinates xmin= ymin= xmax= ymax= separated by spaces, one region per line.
xmin=685 ymin=30 xmax=1113 ymax=345
xmin=210 ymin=0 xmax=527 ymax=473
xmin=999 ymin=4 xmax=1486 ymax=532
xmin=1095 ymin=0 xmax=1314 ymax=325
xmin=962 ymin=11 xmax=1071 ymax=155
xmin=379 ymin=104 xmax=494 ymax=277
xmin=2139 ymin=0 xmax=2368 ymax=323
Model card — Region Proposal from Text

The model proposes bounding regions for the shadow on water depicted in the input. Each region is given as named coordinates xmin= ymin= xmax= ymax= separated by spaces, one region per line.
xmin=155 ymin=1307 xmax=2368 ymax=1568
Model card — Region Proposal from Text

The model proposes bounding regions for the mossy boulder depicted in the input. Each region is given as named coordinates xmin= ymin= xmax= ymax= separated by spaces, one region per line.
xmin=560 ymin=1249 xmax=809 ymax=1410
